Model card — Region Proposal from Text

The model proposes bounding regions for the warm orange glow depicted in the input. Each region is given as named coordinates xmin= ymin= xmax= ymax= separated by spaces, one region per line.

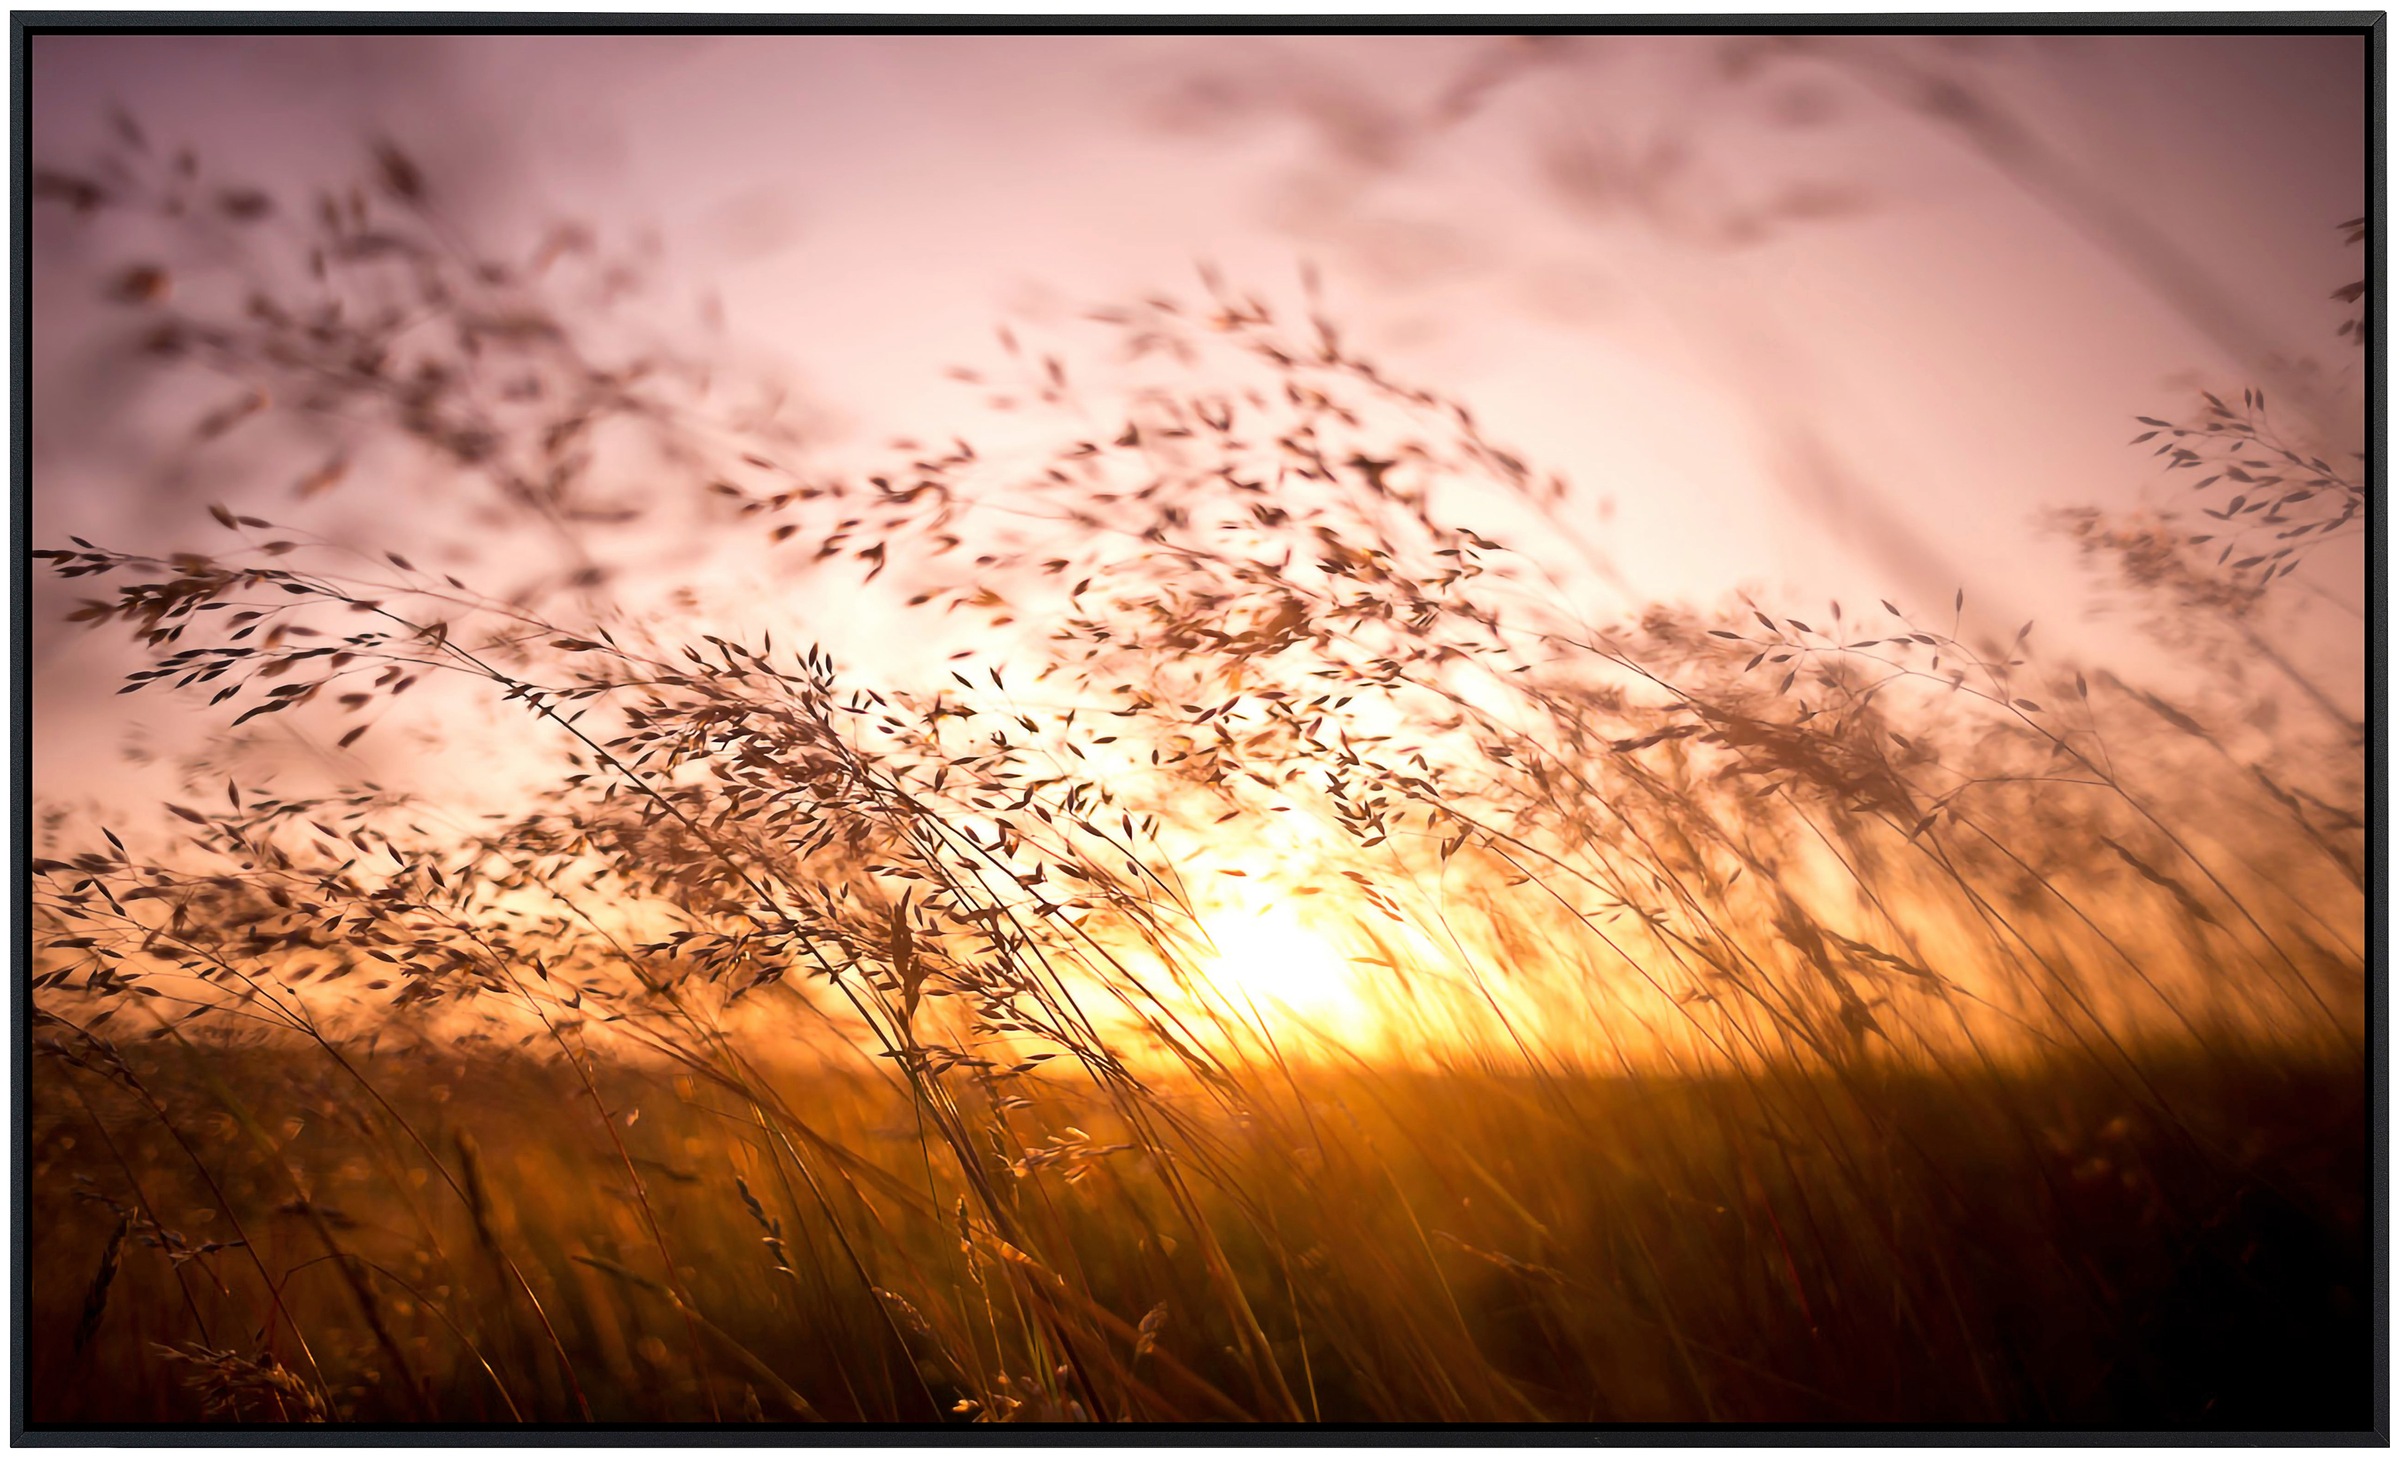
xmin=1196 ymin=901 xmax=1377 ymax=1046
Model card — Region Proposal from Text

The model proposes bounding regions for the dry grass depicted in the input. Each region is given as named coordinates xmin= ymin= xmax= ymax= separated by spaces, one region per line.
xmin=23 ymin=1036 xmax=2372 ymax=1426
xmin=26 ymin=132 xmax=2369 ymax=1429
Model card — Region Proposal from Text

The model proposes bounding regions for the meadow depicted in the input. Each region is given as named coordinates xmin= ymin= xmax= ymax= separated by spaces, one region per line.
xmin=25 ymin=124 xmax=2371 ymax=1429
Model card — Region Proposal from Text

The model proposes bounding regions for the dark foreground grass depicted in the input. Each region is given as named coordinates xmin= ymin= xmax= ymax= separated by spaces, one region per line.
xmin=28 ymin=1035 xmax=2368 ymax=1428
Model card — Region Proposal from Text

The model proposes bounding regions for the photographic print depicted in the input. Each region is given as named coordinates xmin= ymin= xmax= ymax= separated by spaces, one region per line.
xmin=18 ymin=19 xmax=2379 ymax=1437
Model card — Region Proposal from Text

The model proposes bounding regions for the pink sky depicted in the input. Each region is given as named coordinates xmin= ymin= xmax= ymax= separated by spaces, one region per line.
xmin=29 ymin=30 xmax=2370 ymax=815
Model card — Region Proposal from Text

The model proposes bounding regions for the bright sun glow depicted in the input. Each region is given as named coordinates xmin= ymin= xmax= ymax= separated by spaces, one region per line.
xmin=1199 ymin=905 xmax=1372 ymax=1038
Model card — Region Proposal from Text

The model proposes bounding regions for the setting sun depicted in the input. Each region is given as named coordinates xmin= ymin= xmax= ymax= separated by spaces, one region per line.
xmin=1198 ymin=903 xmax=1370 ymax=1037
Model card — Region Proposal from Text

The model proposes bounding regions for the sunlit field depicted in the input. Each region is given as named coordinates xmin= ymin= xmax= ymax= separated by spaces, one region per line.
xmin=24 ymin=32 xmax=2371 ymax=1431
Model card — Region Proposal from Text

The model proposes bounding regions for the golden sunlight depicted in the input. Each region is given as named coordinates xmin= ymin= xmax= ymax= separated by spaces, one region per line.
xmin=1197 ymin=901 xmax=1377 ymax=1044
